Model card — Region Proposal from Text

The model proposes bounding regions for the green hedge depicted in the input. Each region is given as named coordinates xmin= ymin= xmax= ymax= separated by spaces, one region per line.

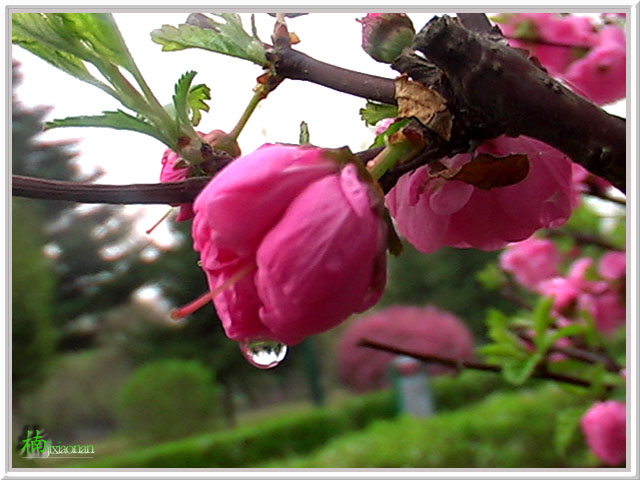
xmin=262 ymin=385 xmax=594 ymax=468
xmin=73 ymin=370 xmax=511 ymax=468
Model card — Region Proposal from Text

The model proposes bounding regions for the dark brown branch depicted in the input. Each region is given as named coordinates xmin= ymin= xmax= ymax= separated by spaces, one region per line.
xmin=456 ymin=13 xmax=493 ymax=33
xmin=359 ymin=338 xmax=611 ymax=390
xmin=270 ymin=47 xmax=397 ymax=105
xmin=11 ymin=149 xmax=383 ymax=204
xmin=412 ymin=15 xmax=626 ymax=192
xmin=12 ymin=175 xmax=210 ymax=204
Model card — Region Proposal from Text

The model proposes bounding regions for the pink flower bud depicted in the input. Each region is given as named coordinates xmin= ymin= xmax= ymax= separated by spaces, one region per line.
xmin=192 ymin=144 xmax=388 ymax=346
xmin=386 ymin=135 xmax=574 ymax=253
xmin=160 ymin=149 xmax=194 ymax=221
xmin=581 ymin=401 xmax=626 ymax=466
xmin=357 ymin=13 xmax=415 ymax=63
xmin=500 ymin=237 xmax=561 ymax=289
xmin=159 ymin=130 xmax=241 ymax=222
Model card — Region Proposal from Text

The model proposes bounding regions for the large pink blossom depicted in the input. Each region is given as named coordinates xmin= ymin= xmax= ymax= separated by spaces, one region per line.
xmin=386 ymin=135 xmax=574 ymax=253
xmin=337 ymin=305 xmax=475 ymax=392
xmin=500 ymin=237 xmax=561 ymax=289
xmin=192 ymin=144 xmax=388 ymax=346
xmin=581 ymin=401 xmax=626 ymax=466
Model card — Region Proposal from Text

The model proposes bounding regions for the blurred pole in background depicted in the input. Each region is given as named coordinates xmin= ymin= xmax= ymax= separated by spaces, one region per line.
xmin=390 ymin=356 xmax=434 ymax=417
xmin=301 ymin=338 xmax=325 ymax=406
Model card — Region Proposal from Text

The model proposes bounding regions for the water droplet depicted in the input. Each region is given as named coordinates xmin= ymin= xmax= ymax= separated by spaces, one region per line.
xmin=239 ymin=339 xmax=287 ymax=369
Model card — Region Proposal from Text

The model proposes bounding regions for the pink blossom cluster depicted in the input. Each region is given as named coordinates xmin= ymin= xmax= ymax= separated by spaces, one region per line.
xmin=500 ymin=240 xmax=626 ymax=335
xmin=337 ymin=305 xmax=475 ymax=392
xmin=495 ymin=13 xmax=626 ymax=105
xmin=581 ymin=400 xmax=626 ymax=466
xmin=387 ymin=135 xmax=575 ymax=253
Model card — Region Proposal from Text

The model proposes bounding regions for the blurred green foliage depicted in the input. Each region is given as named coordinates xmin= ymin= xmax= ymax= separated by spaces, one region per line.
xmin=12 ymin=199 xmax=57 ymax=396
xmin=264 ymin=385 xmax=594 ymax=468
xmin=20 ymin=348 xmax=131 ymax=438
xmin=116 ymin=359 xmax=220 ymax=442
xmin=75 ymin=369 xmax=513 ymax=467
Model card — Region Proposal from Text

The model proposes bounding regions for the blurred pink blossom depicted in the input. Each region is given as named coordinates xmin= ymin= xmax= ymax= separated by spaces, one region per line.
xmin=337 ymin=305 xmax=475 ymax=392
xmin=563 ymin=25 xmax=626 ymax=105
xmin=500 ymin=237 xmax=562 ymax=289
xmin=581 ymin=401 xmax=626 ymax=466
xmin=599 ymin=251 xmax=626 ymax=281
xmin=192 ymin=144 xmax=387 ymax=345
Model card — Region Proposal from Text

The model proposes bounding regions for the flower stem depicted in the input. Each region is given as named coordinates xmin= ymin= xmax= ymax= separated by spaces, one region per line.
xmin=228 ymin=84 xmax=270 ymax=142
xmin=367 ymin=132 xmax=425 ymax=180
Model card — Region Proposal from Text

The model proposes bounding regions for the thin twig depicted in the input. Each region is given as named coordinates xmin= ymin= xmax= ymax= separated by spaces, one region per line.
xmin=359 ymin=338 xmax=612 ymax=390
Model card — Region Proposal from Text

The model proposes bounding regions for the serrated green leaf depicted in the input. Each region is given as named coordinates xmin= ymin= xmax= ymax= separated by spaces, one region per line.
xmin=172 ymin=71 xmax=198 ymax=130
xmin=45 ymin=110 xmax=168 ymax=146
xmin=554 ymin=407 xmax=588 ymax=456
xmin=151 ymin=14 xmax=268 ymax=66
xmin=360 ymin=101 xmax=399 ymax=126
xmin=186 ymin=83 xmax=211 ymax=127
xmin=502 ymin=352 xmax=543 ymax=385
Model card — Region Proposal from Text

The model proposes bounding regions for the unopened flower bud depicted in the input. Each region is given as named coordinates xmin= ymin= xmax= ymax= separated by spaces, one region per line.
xmin=358 ymin=13 xmax=415 ymax=64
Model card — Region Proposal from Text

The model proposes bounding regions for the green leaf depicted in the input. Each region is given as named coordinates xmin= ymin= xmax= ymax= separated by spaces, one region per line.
xmin=60 ymin=14 xmax=137 ymax=72
xmin=477 ymin=343 xmax=526 ymax=359
xmin=476 ymin=263 xmax=506 ymax=291
xmin=554 ymin=407 xmax=588 ymax=456
xmin=186 ymin=83 xmax=211 ymax=127
xmin=45 ymin=111 xmax=169 ymax=146
xmin=540 ymin=323 xmax=585 ymax=352
xmin=12 ymin=14 xmax=115 ymax=94
xmin=299 ymin=121 xmax=310 ymax=145
xmin=173 ymin=70 xmax=199 ymax=128
xmin=13 ymin=13 xmax=135 ymax=72
xmin=151 ymin=14 xmax=268 ymax=66
xmin=502 ymin=352 xmax=544 ymax=385
xmin=360 ymin=101 xmax=399 ymax=127
xmin=533 ymin=296 xmax=555 ymax=348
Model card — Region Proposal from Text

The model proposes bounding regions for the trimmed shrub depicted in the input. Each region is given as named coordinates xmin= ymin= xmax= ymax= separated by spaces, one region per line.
xmin=76 ymin=369 xmax=511 ymax=468
xmin=263 ymin=385 xmax=594 ymax=468
xmin=116 ymin=359 xmax=219 ymax=442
